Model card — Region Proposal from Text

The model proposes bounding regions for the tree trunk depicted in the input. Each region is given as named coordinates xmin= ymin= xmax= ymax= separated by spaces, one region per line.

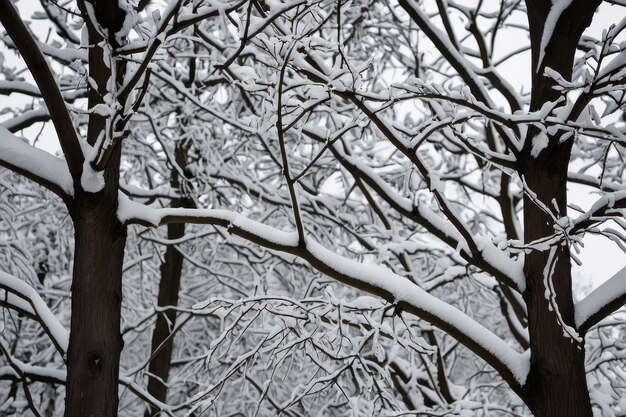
xmin=145 ymin=140 xmax=195 ymax=415
xmin=145 ymin=219 xmax=185 ymax=416
xmin=519 ymin=2 xmax=602 ymax=415
xmin=65 ymin=194 xmax=127 ymax=417
xmin=521 ymin=148 xmax=591 ymax=417
xmin=63 ymin=2 xmax=128 ymax=413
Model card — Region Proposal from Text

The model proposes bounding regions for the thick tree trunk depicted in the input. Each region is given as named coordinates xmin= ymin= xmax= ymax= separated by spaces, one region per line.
xmin=521 ymin=148 xmax=591 ymax=417
xmin=65 ymin=194 xmax=127 ymax=417
xmin=519 ymin=2 xmax=602 ymax=415
xmin=63 ymin=3 xmax=128 ymax=414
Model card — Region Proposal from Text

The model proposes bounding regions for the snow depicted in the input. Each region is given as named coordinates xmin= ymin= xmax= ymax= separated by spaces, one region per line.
xmin=348 ymin=295 xmax=385 ymax=310
xmin=117 ymin=194 xmax=300 ymax=247
xmin=573 ymin=190 xmax=626 ymax=227
xmin=36 ymin=40 xmax=87 ymax=63
xmin=530 ymin=132 xmax=549 ymax=157
xmin=80 ymin=143 xmax=105 ymax=193
xmin=114 ymin=0 xmax=137 ymax=46
xmin=0 ymin=269 xmax=69 ymax=352
xmin=599 ymin=48 xmax=626 ymax=79
xmin=119 ymin=196 xmax=529 ymax=382
xmin=575 ymin=266 xmax=626 ymax=328
xmin=80 ymin=159 xmax=105 ymax=193
xmin=538 ymin=0 xmax=574 ymax=71
xmin=1 ymin=106 xmax=50 ymax=132
xmin=0 ymin=362 xmax=65 ymax=384
xmin=474 ymin=237 xmax=525 ymax=291
xmin=117 ymin=193 xmax=164 ymax=225
xmin=0 ymin=126 xmax=74 ymax=196
xmin=305 ymin=237 xmax=530 ymax=384
xmin=0 ymin=80 xmax=40 ymax=96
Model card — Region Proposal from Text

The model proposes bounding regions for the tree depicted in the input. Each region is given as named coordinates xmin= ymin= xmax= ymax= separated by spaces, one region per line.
xmin=1 ymin=0 xmax=626 ymax=416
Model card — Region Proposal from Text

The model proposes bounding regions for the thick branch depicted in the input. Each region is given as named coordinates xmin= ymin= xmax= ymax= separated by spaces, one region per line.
xmin=0 ymin=126 xmax=74 ymax=199
xmin=120 ymin=197 xmax=530 ymax=394
xmin=0 ymin=0 xmax=84 ymax=182
xmin=576 ymin=266 xmax=626 ymax=334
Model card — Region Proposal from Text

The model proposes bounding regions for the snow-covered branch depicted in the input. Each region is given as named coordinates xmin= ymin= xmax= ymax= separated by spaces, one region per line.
xmin=0 ymin=269 xmax=69 ymax=354
xmin=576 ymin=266 xmax=626 ymax=334
xmin=120 ymin=197 xmax=530 ymax=390
xmin=0 ymin=0 xmax=84 ymax=182
xmin=0 ymin=126 xmax=74 ymax=198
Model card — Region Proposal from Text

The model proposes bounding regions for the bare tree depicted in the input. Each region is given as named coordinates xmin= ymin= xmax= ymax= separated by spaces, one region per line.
xmin=1 ymin=1 xmax=626 ymax=417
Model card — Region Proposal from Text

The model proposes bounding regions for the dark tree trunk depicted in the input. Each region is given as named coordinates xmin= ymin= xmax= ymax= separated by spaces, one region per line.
xmin=520 ymin=1 xmax=602 ymax=416
xmin=64 ymin=3 xmax=128 ymax=415
xmin=145 ymin=141 xmax=195 ymax=416
xmin=66 ymin=193 xmax=127 ymax=417
xmin=144 ymin=218 xmax=185 ymax=416
xmin=521 ymin=148 xmax=591 ymax=417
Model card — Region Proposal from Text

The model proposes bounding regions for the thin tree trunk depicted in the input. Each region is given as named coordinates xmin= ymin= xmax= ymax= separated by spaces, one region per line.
xmin=66 ymin=194 xmax=127 ymax=417
xmin=145 ymin=140 xmax=195 ymax=415
xmin=145 ymin=214 xmax=185 ymax=416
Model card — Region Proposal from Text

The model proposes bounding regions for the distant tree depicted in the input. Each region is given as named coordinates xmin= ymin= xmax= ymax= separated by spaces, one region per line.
xmin=1 ymin=1 xmax=626 ymax=417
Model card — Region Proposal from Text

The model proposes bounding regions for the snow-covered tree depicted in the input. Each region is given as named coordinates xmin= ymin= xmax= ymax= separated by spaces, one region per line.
xmin=1 ymin=1 xmax=626 ymax=417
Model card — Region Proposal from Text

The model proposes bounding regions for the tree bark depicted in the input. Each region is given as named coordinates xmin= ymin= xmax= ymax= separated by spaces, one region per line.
xmin=66 ymin=194 xmax=127 ymax=417
xmin=521 ymin=148 xmax=591 ymax=417
xmin=64 ymin=3 xmax=128 ymax=415
xmin=145 ymin=140 xmax=195 ymax=416
xmin=144 ymin=218 xmax=185 ymax=416
xmin=520 ymin=1 xmax=602 ymax=416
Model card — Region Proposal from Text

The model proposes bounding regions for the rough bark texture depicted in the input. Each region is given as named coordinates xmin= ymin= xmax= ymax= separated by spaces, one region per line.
xmin=519 ymin=1 xmax=602 ymax=416
xmin=66 ymin=195 xmax=127 ymax=417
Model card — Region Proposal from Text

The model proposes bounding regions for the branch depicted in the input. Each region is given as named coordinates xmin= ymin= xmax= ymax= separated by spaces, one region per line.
xmin=576 ymin=266 xmax=626 ymax=334
xmin=3 ymin=107 xmax=50 ymax=133
xmin=0 ymin=269 xmax=69 ymax=354
xmin=568 ymin=172 xmax=622 ymax=193
xmin=0 ymin=0 xmax=84 ymax=182
xmin=0 ymin=80 xmax=41 ymax=97
xmin=0 ymin=126 xmax=74 ymax=199
xmin=0 ymin=363 xmax=174 ymax=416
xmin=120 ymin=196 xmax=530 ymax=393
xmin=570 ymin=190 xmax=626 ymax=234
xmin=302 ymin=129 xmax=525 ymax=293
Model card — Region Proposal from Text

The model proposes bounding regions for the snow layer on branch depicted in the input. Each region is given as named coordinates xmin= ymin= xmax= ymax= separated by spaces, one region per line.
xmin=79 ymin=142 xmax=105 ymax=193
xmin=599 ymin=48 xmax=626 ymax=80
xmin=0 ymin=270 xmax=69 ymax=351
xmin=475 ymin=237 xmax=525 ymax=290
xmin=120 ymin=196 xmax=530 ymax=384
xmin=538 ymin=0 xmax=574 ymax=71
xmin=575 ymin=266 xmax=626 ymax=328
xmin=80 ymin=161 xmax=105 ymax=193
xmin=0 ymin=126 xmax=74 ymax=196
xmin=117 ymin=194 xmax=300 ymax=247
xmin=305 ymin=238 xmax=530 ymax=384
xmin=114 ymin=0 xmax=137 ymax=45
xmin=530 ymin=132 xmax=549 ymax=158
